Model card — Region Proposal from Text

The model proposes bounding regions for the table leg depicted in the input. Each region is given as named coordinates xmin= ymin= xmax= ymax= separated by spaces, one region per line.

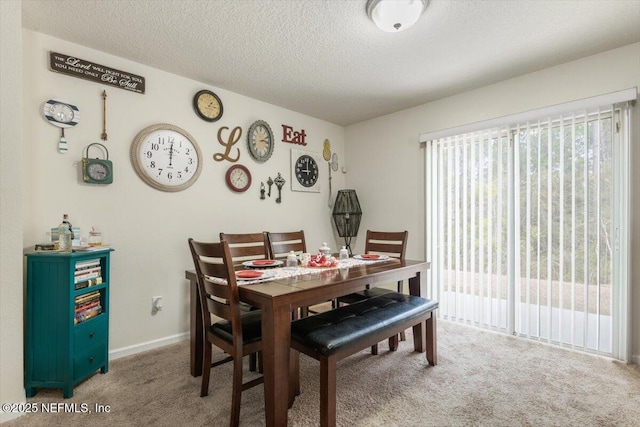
xmin=262 ymin=305 xmax=292 ymax=427
xmin=189 ymin=277 xmax=203 ymax=377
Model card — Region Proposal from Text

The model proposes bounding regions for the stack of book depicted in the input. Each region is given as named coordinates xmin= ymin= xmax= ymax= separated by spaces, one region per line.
xmin=74 ymin=290 xmax=102 ymax=325
xmin=74 ymin=259 xmax=102 ymax=291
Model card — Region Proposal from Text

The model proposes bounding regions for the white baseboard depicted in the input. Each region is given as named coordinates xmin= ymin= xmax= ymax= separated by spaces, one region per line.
xmin=631 ymin=353 xmax=640 ymax=365
xmin=108 ymin=332 xmax=188 ymax=361
xmin=1 ymin=411 xmax=24 ymax=424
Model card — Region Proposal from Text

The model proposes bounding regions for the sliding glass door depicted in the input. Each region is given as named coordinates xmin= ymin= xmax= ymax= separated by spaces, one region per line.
xmin=427 ymin=104 xmax=630 ymax=359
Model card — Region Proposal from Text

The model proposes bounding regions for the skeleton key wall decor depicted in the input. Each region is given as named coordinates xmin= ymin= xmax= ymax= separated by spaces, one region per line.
xmin=267 ymin=176 xmax=273 ymax=197
xmin=274 ymin=173 xmax=285 ymax=203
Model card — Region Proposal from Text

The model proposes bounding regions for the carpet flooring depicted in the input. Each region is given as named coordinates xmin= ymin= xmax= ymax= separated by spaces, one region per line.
xmin=5 ymin=320 xmax=640 ymax=426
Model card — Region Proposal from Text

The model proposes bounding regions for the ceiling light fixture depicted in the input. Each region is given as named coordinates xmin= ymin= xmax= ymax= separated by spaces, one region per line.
xmin=366 ymin=0 xmax=428 ymax=32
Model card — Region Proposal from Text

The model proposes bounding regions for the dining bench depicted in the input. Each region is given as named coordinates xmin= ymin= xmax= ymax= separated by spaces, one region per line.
xmin=290 ymin=291 xmax=438 ymax=427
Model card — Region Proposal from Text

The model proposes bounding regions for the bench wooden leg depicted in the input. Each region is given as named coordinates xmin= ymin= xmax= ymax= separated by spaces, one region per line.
xmin=320 ymin=355 xmax=337 ymax=427
xmin=370 ymin=344 xmax=378 ymax=355
xmin=389 ymin=334 xmax=399 ymax=351
xmin=426 ymin=314 xmax=437 ymax=366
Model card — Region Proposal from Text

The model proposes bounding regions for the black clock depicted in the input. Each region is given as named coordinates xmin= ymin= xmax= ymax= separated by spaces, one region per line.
xmin=291 ymin=149 xmax=320 ymax=192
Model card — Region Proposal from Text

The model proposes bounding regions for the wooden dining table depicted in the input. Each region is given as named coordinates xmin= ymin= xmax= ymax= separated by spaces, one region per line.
xmin=185 ymin=258 xmax=431 ymax=427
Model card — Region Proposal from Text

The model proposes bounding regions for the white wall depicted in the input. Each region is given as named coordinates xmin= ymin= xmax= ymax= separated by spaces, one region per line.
xmin=0 ymin=0 xmax=25 ymax=423
xmin=21 ymin=30 xmax=345 ymax=353
xmin=345 ymin=42 xmax=640 ymax=360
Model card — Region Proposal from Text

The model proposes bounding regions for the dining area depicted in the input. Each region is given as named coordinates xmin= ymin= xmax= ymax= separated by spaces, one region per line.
xmin=185 ymin=230 xmax=436 ymax=427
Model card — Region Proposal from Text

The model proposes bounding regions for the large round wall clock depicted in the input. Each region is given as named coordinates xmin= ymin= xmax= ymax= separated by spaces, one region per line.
xmin=291 ymin=148 xmax=321 ymax=193
xmin=225 ymin=164 xmax=252 ymax=193
xmin=193 ymin=90 xmax=223 ymax=122
xmin=130 ymin=123 xmax=202 ymax=192
xmin=247 ymin=120 xmax=274 ymax=163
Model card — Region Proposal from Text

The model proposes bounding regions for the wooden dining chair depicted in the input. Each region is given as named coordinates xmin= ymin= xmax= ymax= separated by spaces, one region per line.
xmin=219 ymin=232 xmax=270 ymax=266
xmin=336 ymin=230 xmax=409 ymax=354
xmin=219 ymin=232 xmax=269 ymax=371
xmin=266 ymin=230 xmax=306 ymax=260
xmin=188 ymin=238 xmax=264 ymax=427
xmin=266 ymin=230 xmax=308 ymax=318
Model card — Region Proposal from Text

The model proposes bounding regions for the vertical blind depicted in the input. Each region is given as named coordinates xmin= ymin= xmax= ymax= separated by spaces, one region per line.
xmin=424 ymin=90 xmax=634 ymax=360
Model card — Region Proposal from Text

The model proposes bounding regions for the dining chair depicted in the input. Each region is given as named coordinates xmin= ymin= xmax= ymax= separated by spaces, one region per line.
xmin=266 ymin=230 xmax=306 ymax=260
xmin=336 ymin=230 xmax=409 ymax=354
xmin=219 ymin=232 xmax=270 ymax=266
xmin=187 ymin=238 xmax=264 ymax=427
xmin=265 ymin=230 xmax=309 ymax=319
xmin=219 ymin=232 xmax=269 ymax=371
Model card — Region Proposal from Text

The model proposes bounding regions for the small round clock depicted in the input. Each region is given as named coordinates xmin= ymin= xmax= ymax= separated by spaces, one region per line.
xmin=247 ymin=120 xmax=274 ymax=163
xmin=294 ymin=154 xmax=319 ymax=188
xmin=225 ymin=164 xmax=252 ymax=193
xmin=131 ymin=123 xmax=202 ymax=192
xmin=193 ymin=90 xmax=223 ymax=122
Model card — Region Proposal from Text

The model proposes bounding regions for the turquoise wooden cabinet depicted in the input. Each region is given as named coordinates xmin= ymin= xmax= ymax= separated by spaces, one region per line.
xmin=25 ymin=249 xmax=113 ymax=398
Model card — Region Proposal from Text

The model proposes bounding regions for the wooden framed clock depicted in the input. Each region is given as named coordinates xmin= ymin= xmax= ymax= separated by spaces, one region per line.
xmin=291 ymin=148 xmax=321 ymax=193
xmin=130 ymin=123 xmax=202 ymax=192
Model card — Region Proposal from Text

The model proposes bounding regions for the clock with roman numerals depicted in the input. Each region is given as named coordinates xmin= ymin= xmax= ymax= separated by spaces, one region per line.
xmin=291 ymin=149 xmax=321 ymax=193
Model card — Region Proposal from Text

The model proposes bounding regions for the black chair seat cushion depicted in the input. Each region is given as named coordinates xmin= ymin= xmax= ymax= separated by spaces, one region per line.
xmin=292 ymin=292 xmax=438 ymax=357
xmin=211 ymin=309 xmax=262 ymax=344
xmin=337 ymin=286 xmax=394 ymax=305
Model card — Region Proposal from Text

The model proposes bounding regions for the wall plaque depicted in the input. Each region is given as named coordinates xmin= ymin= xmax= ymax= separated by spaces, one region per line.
xmin=49 ymin=51 xmax=145 ymax=94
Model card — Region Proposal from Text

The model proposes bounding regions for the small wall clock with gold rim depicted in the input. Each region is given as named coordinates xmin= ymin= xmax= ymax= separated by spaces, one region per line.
xmin=130 ymin=123 xmax=202 ymax=192
xmin=193 ymin=89 xmax=223 ymax=122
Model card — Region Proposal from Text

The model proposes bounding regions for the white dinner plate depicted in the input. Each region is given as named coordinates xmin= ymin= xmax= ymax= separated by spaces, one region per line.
xmin=242 ymin=260 xmax=283 ymax=268
xmin=353 ymin=254 xmax=390 ymax=261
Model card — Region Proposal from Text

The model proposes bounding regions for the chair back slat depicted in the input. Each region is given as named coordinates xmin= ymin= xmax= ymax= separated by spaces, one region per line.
xmin=219 ymin=232 xmax=269 ymax=265
xmin=188 ymin=238 xmax=242 ymax=336
xmin=266 ymin=230 xmax=306 ymax=260
xmin=365 ymin=230 xmax=408 ymax=259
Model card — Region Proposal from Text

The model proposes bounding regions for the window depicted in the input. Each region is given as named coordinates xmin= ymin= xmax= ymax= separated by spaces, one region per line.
xmin=423 ymin=90 xmax=633 ymax=360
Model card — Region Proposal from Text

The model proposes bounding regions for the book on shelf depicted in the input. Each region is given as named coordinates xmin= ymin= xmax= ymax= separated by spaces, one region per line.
xmin=75 ymin=258 xmax=101 ymax=270
xmin=75 ymin=300 xmax=101 ymax=313
xmin=74 ymin=272 xmax=101 ymax=284
xmin=74 ymin=305 xmax=102 ymax=325
xmin=75 ymin=266 xmax=101 ymax=278
xmin=75 ymin=277 xmax=102 ymax=290
xmin=72 ymin=245 xmax=112 ymax=252
xmin=74 ymin=290 xmax=101 ymax=306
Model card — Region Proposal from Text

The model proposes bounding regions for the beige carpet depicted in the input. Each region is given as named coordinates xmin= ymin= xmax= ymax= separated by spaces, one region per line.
xmin=5 ymin=321 xmax=640 ymax=427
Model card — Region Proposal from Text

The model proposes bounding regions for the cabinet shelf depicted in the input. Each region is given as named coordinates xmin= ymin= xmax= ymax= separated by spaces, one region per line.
xmin=25 ymin=249 xmax=113 ymax=398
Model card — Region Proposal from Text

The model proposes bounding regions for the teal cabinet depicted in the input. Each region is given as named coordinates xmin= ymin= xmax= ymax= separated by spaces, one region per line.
xmin=25 ymin=249 xmax=113 ymax=398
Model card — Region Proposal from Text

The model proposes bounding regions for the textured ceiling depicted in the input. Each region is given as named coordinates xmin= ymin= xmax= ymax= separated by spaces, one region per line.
xmin=21 ymin=0 xmax=640 ymax=126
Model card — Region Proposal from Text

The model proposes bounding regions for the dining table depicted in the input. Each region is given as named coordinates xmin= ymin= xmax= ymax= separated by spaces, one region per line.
xmin=185 ymin=256 xmax=431 ymax=427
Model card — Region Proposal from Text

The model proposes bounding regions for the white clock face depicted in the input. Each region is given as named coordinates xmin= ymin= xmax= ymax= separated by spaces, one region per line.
xmin=132 ymin=124 xmax=202 ymax=192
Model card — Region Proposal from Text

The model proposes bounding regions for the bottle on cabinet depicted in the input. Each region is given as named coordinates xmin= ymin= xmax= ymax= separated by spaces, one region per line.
xmin=58 ymin=214 xmax=73 ymax=253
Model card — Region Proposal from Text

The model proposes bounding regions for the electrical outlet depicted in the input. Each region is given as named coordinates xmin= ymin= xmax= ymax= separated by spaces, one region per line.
xmin=152 ymin=296 xmax=163 ymax=311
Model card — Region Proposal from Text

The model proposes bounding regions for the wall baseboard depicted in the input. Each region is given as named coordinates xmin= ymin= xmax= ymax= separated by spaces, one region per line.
xmin=0 ymin=411 xmax=23 ymax=424
xmin=109 ymin=332 xmax=189 ymax=361
xmin=631 ymin=353 xmax=640 ymax=365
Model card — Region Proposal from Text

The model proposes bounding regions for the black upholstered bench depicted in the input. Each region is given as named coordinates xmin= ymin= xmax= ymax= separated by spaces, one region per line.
xmin=290 ymin=292 xmax=438 ymax=427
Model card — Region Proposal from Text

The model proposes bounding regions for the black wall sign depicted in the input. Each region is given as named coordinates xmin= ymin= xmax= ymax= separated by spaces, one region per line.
xmin=49 ymin=51 xmax=145 ymax=94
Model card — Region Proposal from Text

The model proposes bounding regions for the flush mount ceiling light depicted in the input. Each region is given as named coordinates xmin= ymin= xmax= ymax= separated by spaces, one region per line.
xmin=366 ymin=0 xmax=428 ymax=32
